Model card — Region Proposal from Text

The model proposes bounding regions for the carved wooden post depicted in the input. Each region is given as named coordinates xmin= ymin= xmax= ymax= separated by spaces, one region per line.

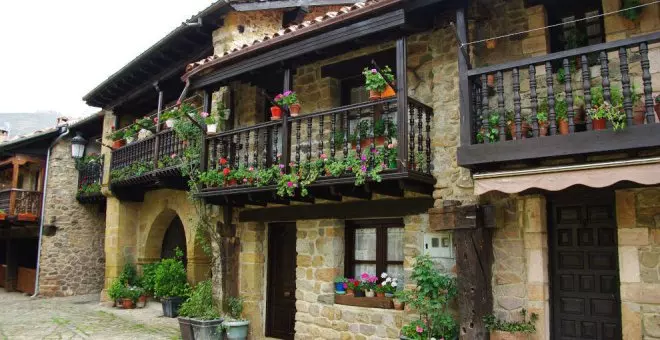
xmin=429 ymin=203 xmax=495 ymax=340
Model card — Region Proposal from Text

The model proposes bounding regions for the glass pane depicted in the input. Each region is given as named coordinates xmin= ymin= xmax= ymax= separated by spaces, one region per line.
xmin=354 ymin=228 xmax=376 ymax=261
xmin=355 ymin=264 xmax=377 ymax=278
xmin=387 ymin=228 xmax=404 ymax=261
xmin=387 ymin=264 xmax=404 ymax=287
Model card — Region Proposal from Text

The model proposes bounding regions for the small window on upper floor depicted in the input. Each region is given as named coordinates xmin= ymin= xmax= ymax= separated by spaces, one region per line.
xmin=545 ymin=0 xmax=604 ymax=53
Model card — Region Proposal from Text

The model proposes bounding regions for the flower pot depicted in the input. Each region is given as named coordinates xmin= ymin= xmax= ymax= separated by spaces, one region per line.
xmin=289 ymin=103 xmax=301 ymax=117
xmin=0 ymin=213 xmax=6 ymax=221
xmin=224 ymin=320 xmax=250 ymax=340
xmin=354 ymin=290 xmax=365 ymax=297
xmin=270 ymin=106 xmax=282 ymax=120
xmin=137 ymin=295 xmax=148 ymax=308
xmin=381 ymin=84 xmax=396 ymax=98
xmin=369 ymin=90 xmax=382 ymax=100
xmin=486 ymin=39 xmax=497 ymax=49
xmin=207 ymin=124 xmax=218 ymax=134
xmin=489 ymin=330 xmax=529 ymax=340
xmin=346 ymin=289 xmax=354 ymax=296
xmin=189 ymin=317 xmax=224 ymax=340
xmin=122 ymin=298 xmax=135 ymax=309
xmin=359 ymin=139 xmax=372 ymax=150
xmin=539 ymin=123 xmax=548 ymax=137
xmin=115 ymin=299 xmax=124 ymax=308
xmin=335 ymin=282 xmax=346 ymax=294
xmin=161 ymin=296 xmax=185 ymax=318
xmin=487 ymin=74 xmax=495 ymax=87
xmin=178 ymin=317 xmax=194 ymax=340
xmin=393 ymin=299 xmax=404 ymax=310
xmin=365 ymin=289 xmax=375 ymax=298
xmin=508 ymin=122 xmax=530 ymax=140
xmin=633 ymin=104 xmax=646 ymax=125
xmin=165 ymin=119 xmax=176 ymax=128
xmin=592 ymin=118 xmax=607 ymax=131
xmin=558 ymin=120 xmax=570 ymax=135
xmin=384 ymin=292 xmax=394 ymax=298
xmin=374 ymin=136 xmax=386 ymax=146
xmin=112 ymin=140 xmax=125 ymax=149
xmin=655 ymin=102 xmax=660 ymax=121
xmin=125 ymin=136 xmax=136 ymax=144
xmin=376 ymin=292 xmax=385 ymax=298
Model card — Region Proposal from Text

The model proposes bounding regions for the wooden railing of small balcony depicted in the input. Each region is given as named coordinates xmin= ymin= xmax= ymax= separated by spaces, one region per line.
xmin=76 ymin=157 xmax=104 ymax=202
xmin=201 ymin=96 xmax=434 ymax=195
xmin=459 ymin=32 xmax=660 ymax=168
xmin=0 ymin=189 xmax=42 ymax=221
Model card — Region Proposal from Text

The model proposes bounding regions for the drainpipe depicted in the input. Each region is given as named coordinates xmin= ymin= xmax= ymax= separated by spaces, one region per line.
xmin=31 ymin=125 xmax=70 ymax=298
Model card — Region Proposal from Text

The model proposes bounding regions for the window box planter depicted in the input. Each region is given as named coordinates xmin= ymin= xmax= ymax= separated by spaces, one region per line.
xmin=334 ymin=294 xmax=393 ymax=309
xmin=162 ymin=296 xmax=185 ymax=318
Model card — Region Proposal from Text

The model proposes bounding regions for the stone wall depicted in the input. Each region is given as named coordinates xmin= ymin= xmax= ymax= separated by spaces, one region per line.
xmin=39 ymin=138 xmax=106 ymax=297
xmin=615 ymin=187 xmax=660 ymax=339
xmin=602 ymin=0 xmax=660 ymax=41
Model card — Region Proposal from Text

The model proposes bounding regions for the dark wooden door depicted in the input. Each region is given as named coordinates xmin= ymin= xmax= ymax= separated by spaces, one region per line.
xmin=266 ymin=223 xmax=297 ymax=339
xmin=549 ymin=195 xmax=621 ymax=340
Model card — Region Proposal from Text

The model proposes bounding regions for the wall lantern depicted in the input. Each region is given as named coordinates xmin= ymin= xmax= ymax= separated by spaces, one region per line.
xmin=71 ymin=132 xmax=87 ymax=159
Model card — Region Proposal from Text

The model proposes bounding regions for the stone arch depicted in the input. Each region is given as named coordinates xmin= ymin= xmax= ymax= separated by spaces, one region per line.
xmin=137 ymin=190 xmax=210 ymax=284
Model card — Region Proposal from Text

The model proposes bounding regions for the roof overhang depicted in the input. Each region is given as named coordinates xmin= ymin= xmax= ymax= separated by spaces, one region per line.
xmin=230 ymin=0 xmax=359 ymax=11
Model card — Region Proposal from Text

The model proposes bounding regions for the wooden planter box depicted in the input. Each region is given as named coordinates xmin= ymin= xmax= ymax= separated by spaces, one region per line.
xmin=16 ymin=267 xmax=36 ymax=295
xmin=334 ymin=294 xmax=394 ymax=309
xmin=490 ymin=331 xmax=529 ymax=340
xmin=17 ymin=213 xmax=37 ymax=222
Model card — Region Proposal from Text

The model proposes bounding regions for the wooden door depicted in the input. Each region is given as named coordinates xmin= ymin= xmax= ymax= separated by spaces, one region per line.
xmin=266 ymin=223 xmax=297 ymax=339
xmin=549 ymin=194 xmax=621 ymax=340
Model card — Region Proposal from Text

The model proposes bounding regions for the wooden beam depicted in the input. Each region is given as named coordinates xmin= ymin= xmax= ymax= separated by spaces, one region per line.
xmin=456 ymin=7 xmax=473 ymax=147
xmin=239 ymin=197 xmax=433 ymax=222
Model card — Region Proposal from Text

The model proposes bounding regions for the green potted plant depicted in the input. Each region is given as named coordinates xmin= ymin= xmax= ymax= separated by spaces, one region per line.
xmin=380 ymin=65 xmax=396 ymax=98
xmin=351 ymin=120 xmax=372 ymax=150
xmin=484 ymin=309 xmax=538 ymax=340
xmin=161 ymin=108 xmax=180 ymax=128
xmin=397 ymin=254 xmax=458 ymax=340
xmin=476 ymin=112 xmax=500 ymax=143
xmin=555 ymin=97 xmax=569 ymax=135
xmin=124 ymin=126 xmax=137 ymax=144
xmin=363 ymin=67 xmax=388 ymax=100
xmin=620 ymin=0 xmax=642 ymax=21
xmin=121 ymin=286 xmax=141 ymax=309
xmin=223 ymin=297 xmax=250 ymax=340
xmin=334 ymin=277 xmax=347 ymax=295
xmin=536 ymin=111 xmax=548 ymax=137
xmin=154 ymin=248 xmax=190 ymax=318
xmin=588 ymin=101 xmax=626 ymax=131
xmin=275 ymin=91 xmax=301 ymax=117
xmin=109 ymin=127 xmax=125 ymax=149
xmin=200 ymin=111 xmax=218 ymax=134
xmin=178 ymin=280 xmax=223 ymax=340
xmin=360 ymin=273 xmax=378 ymax=297
xmin=107 ymin=278 xmax=124 ymax=307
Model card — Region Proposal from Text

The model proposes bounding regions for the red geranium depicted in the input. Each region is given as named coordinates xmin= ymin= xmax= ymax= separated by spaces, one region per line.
xmin=219 ymin=157 xmax=228 ymax=166
xmin=222 ymin=168 xmax=231 ymax=176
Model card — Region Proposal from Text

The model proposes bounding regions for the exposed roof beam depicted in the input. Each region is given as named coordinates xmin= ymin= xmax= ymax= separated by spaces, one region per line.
xmin=231 ymin=0 xmax=358 ymax=11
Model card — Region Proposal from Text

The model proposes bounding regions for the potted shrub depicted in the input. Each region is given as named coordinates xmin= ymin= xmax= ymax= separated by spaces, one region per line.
xmin=588 ymin=101 xmax=625 ymax=131
xmin=334 ymin=277 xmax=347 ymax=295
xmin=201 ymin=112 xmax=218 ymax=134
xmin=363 ymin=67 xmax=387 ymax=100
xmin=476 ymin=112 xmax=500 ymax=143
xmin=397 ymin=254 xmax=458 ymax=340
xmin=223 ymin=297 xmax=250 ymax=340
xmin=178 ymin=280 xmax=223 ymax=340
xmin=484 ymin=309 xmax=538 ymax=340
xmin=379 ymin=66 xmax=396 ymax=98
xmin=351 ymin=120 xmax=372 ymax=150
xmin=555 ymin=97 xmax=569 ymax=135
xmin=505 ymin=111 xmax=530 ymax=140
xmin=275 ymin=91 xmax=301 ymax=117
xmin=122 ymin=286 xmax=142 ymax=309
xmin=536 ymin=111 xmax=548 ymax=136
xmin=154 ymin=248 xmax=190 ymax=318
xmin=360 ymin=273 xmax=378 ymax=297
xmin=107 ymin=278 xmax=124 ymax=307
xmin=386 ymin=142 xmax=398 ymax=169
xmin=110 ymin=128 xmax=125 ymax=149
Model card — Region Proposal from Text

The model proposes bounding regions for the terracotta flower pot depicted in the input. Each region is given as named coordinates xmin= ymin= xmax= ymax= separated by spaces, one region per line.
xmin=369 ymin=90 xmax=381 ymax=100
xmin=508 ymin=122 xmax=530 ymax=140
xmin=633 ymin=104 xmax=646 ymax=125
xmin=345 ymin=289 xmax=354 ymax=296
xmin=112 ymin=140 xmax=125 ymax=149
xmin=393 ymin=300 xmax=404 ymax=310
xmin=487 ymin=74 xmax=495 ymax=87
xmin=0 ymin=213 xmax=6 ymax=221
xmin=539 ymin=122 xmax=548 ymax=137
xmin=558 ymin=120 xmax=569 ymax=135
xmin=381 ymin=84 xmax=396 ymax=98
xmin=489 ymin=330 xmax=528 ymax=340
xmin=137 ymin=295 xmax=148 ymax=308
xmin=270 ymin=106 xmax=282 ymax=120
xmin=486 ymin=39 xmax=497 ymax=49
xmin=592 ymin=118 xmax=607 ymax=130
xmin=122 ymin=299 xmax=135 ymax=309
xmin=376 ymin=292 xmax=385 ymax=298
xmin=374 ymin=136 xmax=386 ymax=146
xmin=289 ymin=103 xmax=301 ymax=117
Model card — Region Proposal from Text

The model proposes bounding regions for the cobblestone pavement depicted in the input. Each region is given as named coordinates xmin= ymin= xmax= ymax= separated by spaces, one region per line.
xmin=0 ymin=291 xmax=180 ymax=339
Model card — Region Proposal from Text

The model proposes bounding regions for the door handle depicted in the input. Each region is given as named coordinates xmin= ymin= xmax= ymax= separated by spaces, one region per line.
xmin=284 ymin=291 xmax=291 ymax=297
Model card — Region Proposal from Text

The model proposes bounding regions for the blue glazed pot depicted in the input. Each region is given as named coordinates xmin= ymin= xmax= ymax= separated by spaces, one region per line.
xmin=335 ymin=282 xmax=346 ymax=293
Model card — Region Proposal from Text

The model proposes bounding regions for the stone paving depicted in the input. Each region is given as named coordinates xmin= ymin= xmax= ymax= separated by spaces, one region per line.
xmin=0 ymin=291 xmax=179 ymax=339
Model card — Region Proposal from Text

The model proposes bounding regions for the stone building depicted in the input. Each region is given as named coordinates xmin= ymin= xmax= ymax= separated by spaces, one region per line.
xmin=82 ymin=0 xmax=660 ymax=339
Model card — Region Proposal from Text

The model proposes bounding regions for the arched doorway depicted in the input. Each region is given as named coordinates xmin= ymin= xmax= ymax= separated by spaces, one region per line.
xmin=160 ymin=216 xmax=187 ymax=267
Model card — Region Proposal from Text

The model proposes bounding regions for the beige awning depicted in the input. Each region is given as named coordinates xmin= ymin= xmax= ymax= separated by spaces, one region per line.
xmin=473 ymin=157 xmax=660 ymax=195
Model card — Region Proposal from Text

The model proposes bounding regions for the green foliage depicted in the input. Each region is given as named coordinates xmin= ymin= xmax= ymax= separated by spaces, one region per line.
xmin=363 ymin=67 xmax=388 ymax=92
xmin=178 ymin=280 xmax=221 ymax=320
xmin=158 ymin=154 xmax=183 ymax=169
xmin=107 ymin=278 xmax=124 ymax=301
xmin=121 ymin=286 xmax=143 ymax=302
xmin=591 ymin=85 xmax=624 ymax=107
xmin=136 ymin=116 xmax=156 ymax=130
xmin=140 ymin=262 xmax=158 ymax=296
xmin=110 ymin=161 xmax=155 ymax=182
xmin=154 ymin=248 xmax=189 ymax=298
xmin=536 ymin=111 xmax=548 ymax=124
xmin=78 ymin=183 xmax=101 ymax=196
xmin=620 ymin=0 xmax=642 ymax=21
xmin=75 ymin=154 xmax=103 ymax=170
xmin=484 ymin=309 xmax=539 ymax=334
xmin=110 ymin=129 xmax=125 ymax=141
xmin=476 ymin=112 xmax=500 ymax=143
xmin=275 ymin=91 xmax=299 ymax=106
xmin=396 ymin=254 xmax=458 ymax=339
xmin=372 ymin=118 xmax=397 ymax=137
xmin=334 ymin=276 xmax=347 ymax=283
xmin=587 ymin=101 xmax=627 ymax=131
xmin=118 ymin=262 xmax=140 ymax=286
xmin=227 ymin=297 xmax=244 ymax=321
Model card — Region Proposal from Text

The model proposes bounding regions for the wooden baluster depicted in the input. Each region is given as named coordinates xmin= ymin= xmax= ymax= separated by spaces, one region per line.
xmin=473 ymin=83 xmax=481 ymax=135
xmin=546 ymin=62 xmax=557 ymax=135
xmin=529 ymin=65 xmax=539 ymax=137
xmin=600 ymin=51 xmax=611 ymax=103
xmin=497 ymin=71 xmax=506 ymax=142
xmin=408 ymin=103 xmax=415 ymax=168
xmin=211 ymin=138 xmax=217 ymax=169
xmin=563 ymin=59 xmax=575 ymax=134
xmin=619 ymin=47 xmax=633 ymax=127
xmin=512 ymin=67 xmax=522 ymax=139
xmin=425 ymin=108 xmax=431 ymax=173
xmin=296 ymin=119 xmax=301 ymax=164
xmin=417 ymin=103 xmax=423 ymax=171
xmin=330 ymin=113 xmax=337 ymax=159
xmin=481 ymin=74 xmax=489 ymax=136
xmin=356 ymin=108 xmax=362 ymax=156
xmin=343 ymin=111 xmax=349 ymax=157
xmin=244 ymin=130 xmax=250 ymax=167
xmin=254 ymin=128 xmax=259 ymax=168
xmin=273 ymin=125 xmax=279 ymax=164
xmin=319 ymin=115 xmax=324 ymax=157
xmin=582 ymin=55 xmax=592 ymax=130
xmin=640 ymin=43 xmax=655 ymax=124
xmin=307 ymin=117 xmax=313 ymax=162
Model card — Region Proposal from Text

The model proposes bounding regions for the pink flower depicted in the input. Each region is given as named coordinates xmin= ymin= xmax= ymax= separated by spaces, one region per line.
xmin=171 ymin=153 xmax=177 ymax=159
xmin=387 ymin=143 xmax=394 ymax=149
xmin=361 ymin=273 xmax=369 ymax=280
xmin=284 ymin=90 xmax=292 ymax=96
xmin=275 ymin=94 xmax=283 ymax=100
xmin=153 ymin=117 xmax=159 ymax=123
xmin=361 ymin=165 xmax=367 ymax=172
xmin=361 ymin=155 xmax=367 ymax=162
xmin=248 ymin=167 xmax=254 ymax=171
xmin=277 ymin=153 xmax=282 ymax=158
xmin=243 ymin=178 xmax=248 ymax=183
xmin=320 ymin=153 xmax=327 ymax=160
xmin=279 ymin=164 xmax=285 ymax=169
xmin=371 ymin=69 xmax=378 ymax=74
xmin=287 ymin=181 xmax=293 ymax=187
xmin=343 ymin=282 xmax=348 ymax=289
xmin=200 ymin=111 xmax=209 ymax=118
xmin=416 ymin=326 xmax=423 ymax=333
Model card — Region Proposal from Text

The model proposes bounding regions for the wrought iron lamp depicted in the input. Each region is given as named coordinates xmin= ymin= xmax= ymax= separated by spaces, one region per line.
xmin=71 ymin=132 xmax=87 ymax=159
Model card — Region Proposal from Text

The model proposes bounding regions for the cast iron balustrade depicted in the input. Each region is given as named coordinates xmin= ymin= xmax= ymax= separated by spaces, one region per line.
xmin=198 ymin=96 xmax=435 ymax=205
xmin=458 ymin=32 xmax=660 ymax=170
xmin=76 ymin=157 xmax=104 ymax=203
xmin=0 ymin=189 xmax=42 ymax=222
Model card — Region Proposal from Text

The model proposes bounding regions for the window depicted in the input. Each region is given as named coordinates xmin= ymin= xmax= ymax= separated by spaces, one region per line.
xmin=545 ymin=0 xmax=604 ymax=53
xmin=345 ymin=219 xmax=404 ymax=283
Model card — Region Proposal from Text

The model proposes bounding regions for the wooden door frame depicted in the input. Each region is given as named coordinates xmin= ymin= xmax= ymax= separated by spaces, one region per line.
xmin=265 ymin=222 xmax=296 ymax=339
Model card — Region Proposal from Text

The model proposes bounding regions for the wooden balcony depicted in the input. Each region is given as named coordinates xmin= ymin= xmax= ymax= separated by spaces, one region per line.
xmin=196 ymin=96 xmax=435 ymax=206
xmin=76 ymin=157 xmax=105 ymax=204
xmin=457 ymin=32 xmax=660 ymax=171
xmin=109 ymin=128 xmax=189 ymax=200
xmin=0 ymin=189 xmax=42 ymax=223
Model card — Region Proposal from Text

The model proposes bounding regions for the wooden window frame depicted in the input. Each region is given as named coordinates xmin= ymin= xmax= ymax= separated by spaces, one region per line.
xmin=344 ymin=218 xmax=404 ymax=278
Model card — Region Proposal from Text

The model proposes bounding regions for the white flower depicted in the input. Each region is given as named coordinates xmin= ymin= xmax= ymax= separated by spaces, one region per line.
xmin=380 ymin=272 xmax=388 ymax=279
xmin=386 ymin=277 xmax=392 ymax=283
xmin=381 ymin=281 xmax=387 ymax=286
xmin=391 ymin=281 xmax=398 ymax=287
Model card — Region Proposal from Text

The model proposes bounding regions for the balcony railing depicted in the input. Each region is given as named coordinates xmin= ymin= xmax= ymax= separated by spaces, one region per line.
xmin=0 ymin=189 xmax=42 ymax=222
xmin=198 ymin=96 xmax=435 ymax=202
xmin=76 ymin=157 xmax=104 ymax=203
xmin=458 ymin=32 xmax=660 ymax=170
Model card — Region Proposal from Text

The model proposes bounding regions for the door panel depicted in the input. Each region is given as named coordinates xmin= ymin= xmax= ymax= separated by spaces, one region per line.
xmin=266 ymin=223 xmax=297 ymax=339
xmin=550 ymin=196 xmax=621 ymax=340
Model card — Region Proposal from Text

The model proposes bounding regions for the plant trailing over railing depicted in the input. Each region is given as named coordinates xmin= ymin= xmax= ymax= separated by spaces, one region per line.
xmin=78 ymin=183 xmax=101 ymax=196
xmin=110 ymin=161 xmax=155 ymax=182
xmin=157 ymin=153 xmax=183 ymax=169
xmin=75 ymin=154 xmax=103 ymax=170
xmin=484 ymin=309 xmax=538 ymax=334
